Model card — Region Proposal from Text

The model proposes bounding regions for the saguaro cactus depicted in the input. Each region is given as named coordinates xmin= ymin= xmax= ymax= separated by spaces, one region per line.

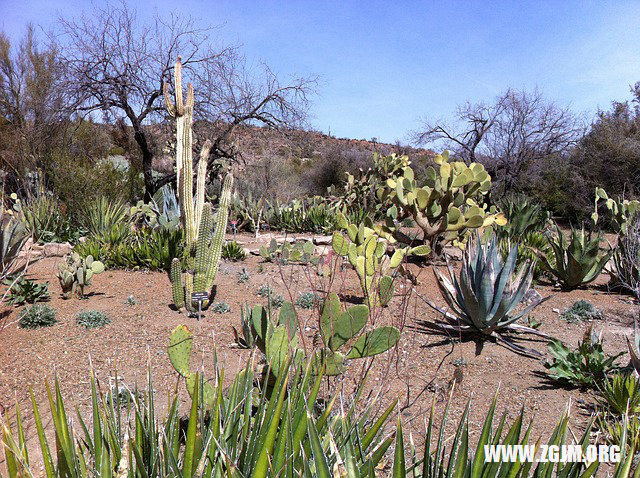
xmin=165 ymin=58 xmax=234 ymax=312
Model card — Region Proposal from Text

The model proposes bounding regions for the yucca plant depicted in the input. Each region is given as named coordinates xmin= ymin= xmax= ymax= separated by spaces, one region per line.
xmin=222 ymin=240 xmax=246 ymax=261
xmin=1 ymin=358 xmax=397 ymax=477
xmin=541 ymin=225 xmax=612 ymax=290
xmin=598 ymin=372 xmax=640 ymax=416
xmin=81 ymin=196 xmax=128 ymax=238
xmin=423 ymin=235 xmax=550 ymax=356
xmin=0 ymin=213 xmax=27 ymax=282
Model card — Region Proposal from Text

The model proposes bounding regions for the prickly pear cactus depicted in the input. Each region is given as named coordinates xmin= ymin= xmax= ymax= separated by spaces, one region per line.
xmin=332 ymin=212 xmax=428 ymax=308
xmin=56 ymin=253 xmax=104 ymax=299
xmin=376 ymin=151 xmax=506 ymax=258
xmin=168 ymin=325 xmax=215 ymax=407
xmin=314 ymin=293 xmax=400 ymax=375
xmin=165 ymin=58 xmax=234 ymax=313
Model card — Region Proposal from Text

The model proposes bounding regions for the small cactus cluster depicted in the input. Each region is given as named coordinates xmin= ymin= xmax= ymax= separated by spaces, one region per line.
xmin=168 ymin=325 xmax=215 ymax=408
xmin=376 ymin=151 xmax=506 ymax=257
xmin=165 ymin=58 xmax=234 ymax=313
xmin=56 ymin=253 xmax=105 ymax=299
xmin=259 ymin=239 xmax=317 ymax=265
xmin=332 ymin=212 xmax=429 ymax=308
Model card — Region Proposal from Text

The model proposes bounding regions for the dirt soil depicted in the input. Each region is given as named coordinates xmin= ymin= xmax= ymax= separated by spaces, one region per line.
xmin=0 ymin=232 xmax=636 ymax=472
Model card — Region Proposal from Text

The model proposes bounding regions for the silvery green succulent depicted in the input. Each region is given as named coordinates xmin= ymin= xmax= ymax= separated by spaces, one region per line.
xmin=424 ymin=235 xmax=549 ymax=356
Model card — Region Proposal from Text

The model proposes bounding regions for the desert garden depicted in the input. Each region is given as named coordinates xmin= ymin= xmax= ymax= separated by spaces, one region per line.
xmin=0 ymin=56 xmax=639 ymax=477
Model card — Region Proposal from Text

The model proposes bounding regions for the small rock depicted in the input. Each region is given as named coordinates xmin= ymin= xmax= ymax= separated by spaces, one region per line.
xmin=552 ymin=308 xmax=561 ymax=314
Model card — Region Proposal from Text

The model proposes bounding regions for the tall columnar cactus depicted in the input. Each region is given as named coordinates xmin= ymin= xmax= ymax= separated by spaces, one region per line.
xmin=376 ymin=151 xmax=506 ymax=258
xmin=332 ymin=212 xmax=429 ymax=308
xmin=165 ymin=58 xmax=234 ymax=312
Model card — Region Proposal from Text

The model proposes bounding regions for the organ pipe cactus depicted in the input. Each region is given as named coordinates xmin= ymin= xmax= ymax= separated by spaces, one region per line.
xmin=423 ymin=236 xmax=550 ymax=357
xmin=541 ymin=225 xmax=612 ymax=290
xmin=56 ymin=253 xmax=105 ymax=299
xmin=376 ymin=151 xmax=506 ymax=258
xmin=165 ymin=58 xmax=234 ymax=312
xmin=332 ymin=212 xmax=429 ymax=308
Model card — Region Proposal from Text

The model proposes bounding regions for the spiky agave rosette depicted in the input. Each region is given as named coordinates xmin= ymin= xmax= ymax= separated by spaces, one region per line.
xmin=422 ymin=236 xmax=551 ymax=357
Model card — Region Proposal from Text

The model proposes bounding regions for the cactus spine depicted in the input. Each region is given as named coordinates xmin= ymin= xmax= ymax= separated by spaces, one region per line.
xmin=165 ymin=58 xmax=234 ymax=312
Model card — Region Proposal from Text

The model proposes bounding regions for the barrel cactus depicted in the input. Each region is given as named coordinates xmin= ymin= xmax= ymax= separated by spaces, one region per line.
xmin=376 ymin=151 xmax=506 ymax=258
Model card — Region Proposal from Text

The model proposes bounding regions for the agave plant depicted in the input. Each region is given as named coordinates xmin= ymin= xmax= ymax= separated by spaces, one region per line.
xmin=496 ymin=193 xmax=551 ymax=241
xmin=541 ymin=225 xmax=612 ymax=290
xmin=423 ymin=236 xmax=550 ymax=356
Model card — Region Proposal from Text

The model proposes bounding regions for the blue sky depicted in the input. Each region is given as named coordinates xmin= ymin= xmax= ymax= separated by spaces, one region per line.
xmin=2 ymin=1 xmax=640 ymax=144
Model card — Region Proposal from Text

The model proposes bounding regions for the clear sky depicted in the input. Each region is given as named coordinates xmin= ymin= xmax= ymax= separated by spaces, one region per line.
xmin=2 ymin=0 xmax=640 ymax=144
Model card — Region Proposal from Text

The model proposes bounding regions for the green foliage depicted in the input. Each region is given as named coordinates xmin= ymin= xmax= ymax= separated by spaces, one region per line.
xmin=499 ymin=230 xmax=551 ymax=281
xmin=56 ymin=253 xmax=105 ymax=299
xmin=542 ymin=225 xmax=612 ymax=290
xmin=80 ymin=196 xmax=128 ymax=238
xmin=496 ymin=194 xmax=551 ymax=241
xmin=0 ymin=213 xmax=27 ymax=281
xmin=376 ymin=151 xmax=506 ymax=257
xmin=211 ymin=302 xmax=231 ymax=314
xmin=2 ymin=357 xmax=400 ymax=477
xmin=561 ymin=300 xmax=602 ymax=323
xmin=332 ymin=212 xmax=427 ymax=308
xmin=76 ymin=310 xmax=110 ymax=329
xmin=427 ymin=235 xmax=548 ymax=356
xmin=598 ymin=372 xmax=640 ymax=416
xmin=295 ymin=291 xmax=316 ymax=309
xmin=544 ymin=328 xmax=622 ymax=388
xmin=18 ymin=304 xmax=57 ymax=329
xmin=264 ymin=197 xmax=338 ymax=234
xmin=75 ymin=225 xmax=184 ymax=272
xmin=222 ymin=240 xmax=246 ymax=261
xmin=48 ymin=153 xmax=143 ymax=225
xmin=3 ymin=276 xmax=49 ymax=305
xmin=312 ymin=293 xmax=399 ymax=375
xmin=11 ymin=192 xmax=80 ymax=244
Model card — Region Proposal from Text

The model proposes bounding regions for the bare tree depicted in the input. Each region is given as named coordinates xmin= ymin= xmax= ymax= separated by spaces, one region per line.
xmin=413 ymin=88 xmax=584 ymax=196
xmin=0 ymin=25 xmax=67 ymax=184
xmin=58 ymin=1 xmax=315 ymax=199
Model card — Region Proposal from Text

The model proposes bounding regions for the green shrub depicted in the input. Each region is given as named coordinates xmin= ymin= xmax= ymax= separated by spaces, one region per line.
xmin=561 ymin=300 xmax=602 ymax=323
xmin=18 ymin=304 xmax=57 ymax=329
xmin=222 ymin=240 xmax=246 ymax=261
xmin=49 ymin=153 xmax=143 ymax=224
xmin=3 ymin=276 xmax=49 ymax=305
xmin=256 ymin=284 xmax=273 ymax=297
xmin=76 ymin=310 xmax=110 ymax=328
xmin=544 ymin=327 xmax=622 ymax=388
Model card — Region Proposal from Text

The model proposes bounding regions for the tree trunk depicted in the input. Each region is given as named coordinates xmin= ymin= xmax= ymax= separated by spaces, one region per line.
xmin=130 ymin=118 xmax=156 ymax=201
